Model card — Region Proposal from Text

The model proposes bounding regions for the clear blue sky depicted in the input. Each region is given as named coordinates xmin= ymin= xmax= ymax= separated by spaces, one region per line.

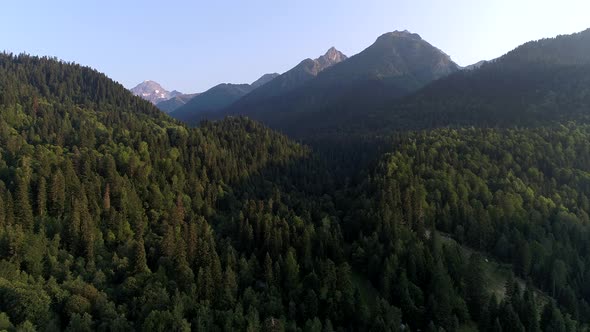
xmin=1 ymin=0 xmax=589 ymax=92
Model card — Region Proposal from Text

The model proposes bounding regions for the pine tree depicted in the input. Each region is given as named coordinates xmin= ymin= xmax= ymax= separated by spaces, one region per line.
xmin=67 ymin=198 xmax=82 ymax=253
xmin=221 ymin=266 xmax=238 ymax=307
xmin=78 ymin=191 xmax=95 ymax=262
xmin=103 ymin=183 xmax=110 ymax=211
xmin=427 ymin=260 xmax=458 ymax=330
xmin=4 ymin=191 xmax=14 ymax=226
xmin=500 ymin=302 xmax=525 ymax=332
xmin=171 ymin=193 xmax=185 ymax=227
xmin=466 ymin=254 xmax=488 ymax=321
xmin=131 ymin=238 xmax=149 ymax=274
xmin=184 ymin=219 xmax=198 ymax=266
xmin=264 ymin=253 xmax=274 ymax=286
xmin=521 ymin=283 xmax=539 ymax=332
xmin=15 ymin=176 xmax=34 ymax=231
xmin=36 ymin=176 xmax=47 ymax=217
xmin=541 ymin=301 xmax=566 ymax=332
xmin=283 ymin=248 xmax=300 ymax=292
xmin=161 ymin=224 xmax=176 ymax=258
xmin=492 ymin=318 xmax=503 ymax=332
xmin=49 ymin=170 xmax=66 ymax=217
xmin=246 ymin=308 xmax=260 ymax=332
xmin=197 ymin=267 xmax=215 ymax=302
xmin=0 ymin=191 xmax=5 ymax=227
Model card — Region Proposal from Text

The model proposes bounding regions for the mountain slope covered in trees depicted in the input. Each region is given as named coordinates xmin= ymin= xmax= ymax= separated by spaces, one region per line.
xmin=230 ymin=47 xmax=348 ymax=107
xmin=1 ymin=28 xmax=590 ymax=332
xmin=170 ymin=73 xmax=279 ymax=122
xmin=329 ymin=28 xmax=590 ymax=135
xmin=213 ymin=30 xmax=459 ymax=134
xmin=0 ymin=53 xmax=445 ymax=331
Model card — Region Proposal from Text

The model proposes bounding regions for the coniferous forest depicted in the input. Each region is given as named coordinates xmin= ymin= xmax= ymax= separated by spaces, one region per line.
xmin=2 ymin=28 xmax=590 ymax=332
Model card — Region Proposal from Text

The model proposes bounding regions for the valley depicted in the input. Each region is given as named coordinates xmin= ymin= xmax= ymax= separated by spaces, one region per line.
xmin=1 ymin=11 xmax=590 ymax=332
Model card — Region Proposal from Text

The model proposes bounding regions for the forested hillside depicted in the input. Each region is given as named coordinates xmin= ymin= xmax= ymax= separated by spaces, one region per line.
xmin=326 ymin=29 xmax=590 ymax=136
xmin=170 ymin=74 xmax=280 ymax=122
xmin=1 ymin=44 xmax=589 ymax=332
xmin=353 ymin=124 xmax=590 ymax=330
xmin=238 ymin=29 xmax=590 ymax=138
xmin=194 ymin=31 xmax=459 ymax=133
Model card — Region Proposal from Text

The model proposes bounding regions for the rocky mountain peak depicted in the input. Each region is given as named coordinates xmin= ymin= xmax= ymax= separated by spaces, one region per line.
xmin=377 ymin=30 xmax=423 ymax=43
xmin=316 ymin=47 xmax=348 ymax=69
xmin=130 ymin=80 xmax=183 ymax=104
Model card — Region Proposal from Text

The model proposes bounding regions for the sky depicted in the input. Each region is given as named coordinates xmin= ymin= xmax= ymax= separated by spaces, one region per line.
xmin=1 ymin=0 xmax=589 ymax=93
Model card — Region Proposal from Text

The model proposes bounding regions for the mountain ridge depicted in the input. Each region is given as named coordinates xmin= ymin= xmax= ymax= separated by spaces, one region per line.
xmin=302 ymin=27 xmax=590 ymax=136
xmin=212 ymin=30 xmax=460 ymax=133
xmin=169 ymin=73 xmax=280 ymax=121
xmin=156 ymin=93 xmax=200 ymax=113
xmin=232 ymin=47 xmax=348 ymax=104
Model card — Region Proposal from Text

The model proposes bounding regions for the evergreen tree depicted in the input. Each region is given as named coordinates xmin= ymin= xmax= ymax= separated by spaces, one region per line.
xmin=465 ymin=254 xmax=488 ymax=321
xmin=131 ymin=238 xmax=149 ymax=274
xmin=15 ymin=176 xmax=33 ymax=231
xmin=49 ymin=170 xmax=65 ymax=217
xmin=36 ymin=177 xmax=47 ymax=218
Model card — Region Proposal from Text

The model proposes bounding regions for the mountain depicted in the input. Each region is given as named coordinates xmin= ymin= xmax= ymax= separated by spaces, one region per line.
xmin=215 ymin=30 xmax=459 ymax=134
xmin=251 ymin=72 xmax=280 ymax=89
xmin=170 ymin=84 xmax=253 ymax=121
xmin=361 ymin=28 xmax=590 ymax=132
xmin=156 ymin=93 xmax=200 ymax=113
xmin=462 ymin=60 xmax=487 ymax=70
xmin=314 ymin=30 xmax=458 ymax=88
xmin=238 ymin=47 xmax=347 ymax=102
xmin=169 ymin=73 xmax=278 ymax=122
xmin=169 ymin=48 xmax=347 ymax=125
xmin=130 ymin=80 xmax=176 ymax=104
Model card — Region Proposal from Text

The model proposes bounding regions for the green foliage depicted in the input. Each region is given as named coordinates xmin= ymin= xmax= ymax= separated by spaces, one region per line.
xmin=0 ymin=312 xmax=13 ymax=331
xmin=1 ymin=50 xmax=589 ymax=331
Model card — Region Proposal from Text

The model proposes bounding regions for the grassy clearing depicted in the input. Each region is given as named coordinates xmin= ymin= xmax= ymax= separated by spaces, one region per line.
xmin=438 ymin=232 xmax=550 ymax=312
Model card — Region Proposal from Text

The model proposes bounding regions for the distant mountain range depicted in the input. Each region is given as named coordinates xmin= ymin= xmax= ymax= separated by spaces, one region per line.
xmin=140 ymin=30 xmax=460 ymax=126
xmin=282 ymin=28 xmax=590 ymax=136
xmin=155 ymin=93 xmax=200 ymax=113
xmin=198 ymin=30 xmax=460 ymax=133
xmin=131 ymin=74 xmax=281 ymax=114
xmin=135 ymin=28 xmax=590 ymax=139
xmin=169 ymin=73 xmax=279 ymax=122
xmin=239 ymin=47 xmax=348 ymax=102
xmin=167 ymin=46 xmax=350 ymax=123
xmin=169 ymin=47 xmax=345 ymax=123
